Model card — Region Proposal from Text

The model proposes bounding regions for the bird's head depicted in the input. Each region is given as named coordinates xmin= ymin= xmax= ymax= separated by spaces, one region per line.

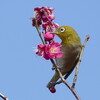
xmin=52 ymin=26 xmax=77 ymax=39
xmin=52 ymin=26 xmax=81 ymax=45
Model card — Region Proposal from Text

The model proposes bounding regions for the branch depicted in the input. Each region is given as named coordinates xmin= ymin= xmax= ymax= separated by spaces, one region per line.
xmin=35 ymin=20 xmax=46 ymax=45
xmin=50 ymin=59 xmax=80 ymax=100
xmin=0 ymin=93 xmax=9 ymax=100
xmin=72 ymin=35 xmax=90 ymax=88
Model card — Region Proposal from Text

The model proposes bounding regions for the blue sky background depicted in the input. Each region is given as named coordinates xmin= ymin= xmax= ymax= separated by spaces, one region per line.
xmin=0 ymin=0 xmax=100 ymax=100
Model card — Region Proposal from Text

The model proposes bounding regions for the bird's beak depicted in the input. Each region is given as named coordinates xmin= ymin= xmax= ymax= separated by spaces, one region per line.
xmin=51 ymin=32 xmax=59 ymax=35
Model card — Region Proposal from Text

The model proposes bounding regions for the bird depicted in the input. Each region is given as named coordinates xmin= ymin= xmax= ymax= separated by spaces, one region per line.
xmin=47 ymin=26 xmax=82 ymax=89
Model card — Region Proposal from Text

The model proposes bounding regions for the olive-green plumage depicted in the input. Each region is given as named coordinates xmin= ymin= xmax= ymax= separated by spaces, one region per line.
xmin=47 ymin=26 xmax=82 ymax=88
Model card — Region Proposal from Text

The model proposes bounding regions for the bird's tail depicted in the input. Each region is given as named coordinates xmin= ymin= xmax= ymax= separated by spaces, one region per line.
xmin=46 ymin=73 xmax=59 ymax=88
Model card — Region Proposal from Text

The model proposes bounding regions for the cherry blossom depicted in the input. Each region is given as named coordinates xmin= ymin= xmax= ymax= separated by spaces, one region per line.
xmin=43 ymin=31 xmax=55 ymax=41
xmin=44 ymin=41 xmax=62 ymax=59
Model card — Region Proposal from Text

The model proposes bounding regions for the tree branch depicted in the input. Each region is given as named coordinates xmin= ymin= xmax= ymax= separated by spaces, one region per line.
xmin=35 ymin=20 xmax=46 ymax=45
xmin=0 ymin=93 xmax=9 ymax=100
xmin=72 ymin=35 xmax=90 ymax=88
xmin=50 ymin=59 xmax=80 ymax=100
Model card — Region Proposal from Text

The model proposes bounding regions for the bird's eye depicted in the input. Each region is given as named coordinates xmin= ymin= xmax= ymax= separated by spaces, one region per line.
xmin=60 ymin=28 xmax=65 ymax=33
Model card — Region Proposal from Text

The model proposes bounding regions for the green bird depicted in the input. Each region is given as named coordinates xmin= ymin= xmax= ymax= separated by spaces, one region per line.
xmin=47 ymin=26 xmax=82 ymax=89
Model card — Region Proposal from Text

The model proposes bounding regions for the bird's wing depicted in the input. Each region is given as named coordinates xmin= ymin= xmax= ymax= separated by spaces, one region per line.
xmin=64 ymin=52 xmax=80 ymax=80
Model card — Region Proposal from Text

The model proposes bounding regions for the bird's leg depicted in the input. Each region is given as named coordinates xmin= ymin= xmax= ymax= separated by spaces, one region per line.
xmin=52 ymin=65 xmax=55 ymax=70
xmin=52 ymin=65 xmax=62 ymax=70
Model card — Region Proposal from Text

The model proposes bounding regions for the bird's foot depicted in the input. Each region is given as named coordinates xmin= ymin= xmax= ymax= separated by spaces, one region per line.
xmin=52 ymin=65 xmax=62 ymax=71
xmin=52 ymin=66 xmax=55 ymax=70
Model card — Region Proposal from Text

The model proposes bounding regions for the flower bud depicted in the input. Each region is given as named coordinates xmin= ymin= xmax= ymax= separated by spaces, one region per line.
xmin=49 ymin=87 xmax=56 ymax=93
xmin=44 ymin=31 xmax=55 ymax=41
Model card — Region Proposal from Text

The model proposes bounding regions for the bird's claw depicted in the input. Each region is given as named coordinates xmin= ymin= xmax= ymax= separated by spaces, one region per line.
xmin=52 ymin=66 xmax=55 ymax=70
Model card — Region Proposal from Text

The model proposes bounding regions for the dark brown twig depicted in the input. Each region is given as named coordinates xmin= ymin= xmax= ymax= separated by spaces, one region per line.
xmin=0 ymin=93 xmax=9 ymax=100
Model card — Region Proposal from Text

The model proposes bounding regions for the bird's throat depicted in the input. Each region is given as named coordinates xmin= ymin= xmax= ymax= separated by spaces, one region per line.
xmin=61 ymin=36 xmax=81 ymax=46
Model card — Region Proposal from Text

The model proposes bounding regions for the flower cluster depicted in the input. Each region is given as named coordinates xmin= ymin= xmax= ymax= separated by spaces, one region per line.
xmin=34 ymin=7 xmax=55 ymax=23
xmin=32 ymin=7 xmax=62 ymax=60
xmin=36 ymin=41 xmax=62 ymax=60
xmin=31 ymin=7 xmax=59 ymax=41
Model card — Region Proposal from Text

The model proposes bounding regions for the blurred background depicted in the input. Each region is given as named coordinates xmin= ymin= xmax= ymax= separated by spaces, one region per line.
xmin=0 ymin=0 xmax=99 ymax=100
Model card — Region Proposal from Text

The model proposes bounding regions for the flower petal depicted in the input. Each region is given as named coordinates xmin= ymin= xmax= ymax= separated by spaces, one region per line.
xmin=56 ymin=53 xmax=63 ymax=58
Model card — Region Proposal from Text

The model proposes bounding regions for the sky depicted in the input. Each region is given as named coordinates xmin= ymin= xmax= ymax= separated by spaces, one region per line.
xmin=0 ymin=0 xmax=100 ymax=100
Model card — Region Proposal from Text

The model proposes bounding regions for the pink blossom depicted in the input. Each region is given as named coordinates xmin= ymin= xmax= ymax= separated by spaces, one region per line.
xmin=44 ymin=41 xmax=62 ymax=59
xmin=48 ymin=13 xmax=55 ymax=21
xmin=42 ymin=21 xmax=59 ymax=32
xmin=41 ymin=7 xmax=55 ymax=22
xmin=31 ymin=6 xmax=59 ymax=32
xmin=36 ymin=41 xmax=62 ymax=60
xmin=36 ymin=44 xmax=45 ymax=56
xmin=44 ymin=31 xmax=55 ymax=41
xmin=33 ymin=7 xmax=55 ymax=23
xmin=53 ymin=23 xmax=59 ymax=29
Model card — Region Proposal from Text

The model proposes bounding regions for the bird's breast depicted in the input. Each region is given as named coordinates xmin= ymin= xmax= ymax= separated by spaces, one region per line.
xmin=56 ymin=44 xmax=81 ymax=74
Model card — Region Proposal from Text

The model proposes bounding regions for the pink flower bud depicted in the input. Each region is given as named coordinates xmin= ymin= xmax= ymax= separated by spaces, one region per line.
xmin=44 ymin=31 xmax=55 ymax=41
xmin=87 ymin=35 xmax=90 ymax=40
xmin=49 ymin=87 xmax=56 ymax=93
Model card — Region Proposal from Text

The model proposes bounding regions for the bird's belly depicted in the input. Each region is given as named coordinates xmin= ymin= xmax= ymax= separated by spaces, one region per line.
xmin=56 ymin=45 xmax=81 ymax=75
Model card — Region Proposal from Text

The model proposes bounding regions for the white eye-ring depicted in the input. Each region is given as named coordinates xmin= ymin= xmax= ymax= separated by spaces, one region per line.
xmin=60 ymin=27 xmax=65 ymax=33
